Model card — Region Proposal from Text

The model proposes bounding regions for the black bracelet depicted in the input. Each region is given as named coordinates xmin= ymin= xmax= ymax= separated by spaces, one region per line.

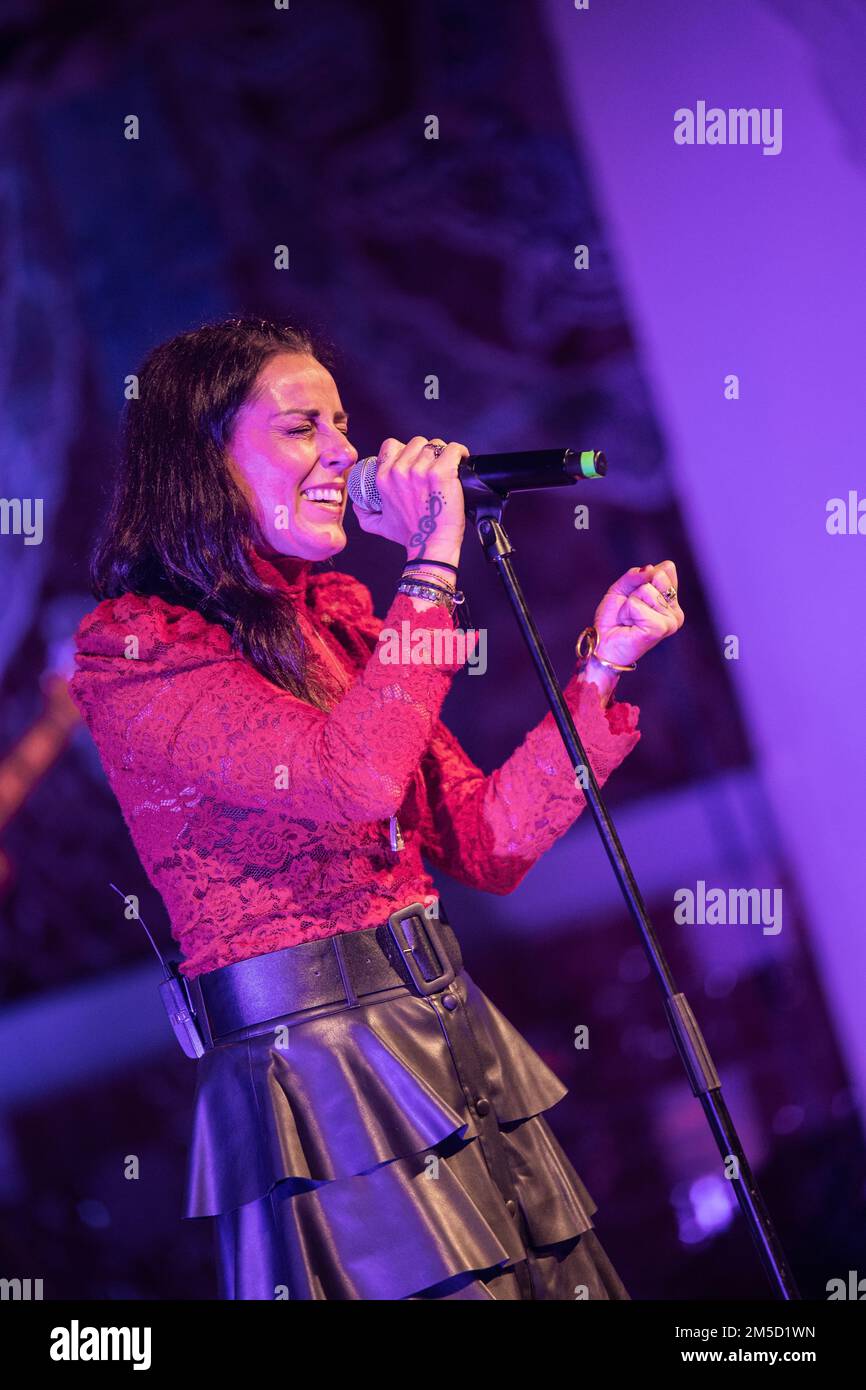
xmin=403 ymin=558 xmax=459 ymax=576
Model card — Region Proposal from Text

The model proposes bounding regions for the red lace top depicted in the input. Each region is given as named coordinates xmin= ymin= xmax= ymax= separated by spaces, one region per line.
xmin=69 ymin=552 xmax=641 ymax=978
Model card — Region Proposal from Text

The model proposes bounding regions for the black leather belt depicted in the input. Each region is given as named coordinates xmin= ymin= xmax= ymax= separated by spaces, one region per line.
xmin=186 ymin=902 xmax=463 ymax=1049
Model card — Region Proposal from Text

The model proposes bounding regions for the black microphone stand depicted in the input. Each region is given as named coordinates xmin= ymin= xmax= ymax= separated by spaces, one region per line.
xmin=462 ymin=471 xmax=800 ymax=1301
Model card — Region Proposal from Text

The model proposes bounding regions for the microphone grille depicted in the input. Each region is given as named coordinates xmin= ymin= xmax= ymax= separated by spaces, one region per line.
xmin=347 ymin=456 xmax=382 ymax=513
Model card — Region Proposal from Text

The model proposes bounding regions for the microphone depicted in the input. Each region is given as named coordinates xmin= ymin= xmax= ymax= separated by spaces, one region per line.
xmin=347 ymin=448 xmax=606 ymax=514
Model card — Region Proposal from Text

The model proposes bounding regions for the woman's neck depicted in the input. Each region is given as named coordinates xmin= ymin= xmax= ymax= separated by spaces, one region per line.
xmin=249 ymin=547 xmax=314 ymax=596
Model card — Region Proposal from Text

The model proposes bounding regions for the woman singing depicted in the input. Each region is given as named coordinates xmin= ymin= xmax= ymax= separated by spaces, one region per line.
xmin=69 ymin=317 xmax=684 ymax=1301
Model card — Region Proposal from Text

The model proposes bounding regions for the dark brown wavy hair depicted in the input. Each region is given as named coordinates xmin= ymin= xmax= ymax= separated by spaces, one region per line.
xmin=90 ymin=315 xmax=341 ymax=710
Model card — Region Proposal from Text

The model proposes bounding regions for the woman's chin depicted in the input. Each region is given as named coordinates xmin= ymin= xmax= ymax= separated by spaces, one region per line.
xmin=310 ymin=524 xmax=347 ymax=560
xmin=277 ymin=524 xmax=347 ymax=562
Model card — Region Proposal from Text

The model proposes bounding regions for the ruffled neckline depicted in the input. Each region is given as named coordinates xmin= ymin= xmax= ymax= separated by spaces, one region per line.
xmin=248 ymin=549 xmax=314 ymax=601
xmin=73 ymin=549 xmax=375 ymax=668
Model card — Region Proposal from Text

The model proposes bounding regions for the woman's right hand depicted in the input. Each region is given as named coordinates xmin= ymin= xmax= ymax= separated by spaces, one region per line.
xmin=351 ymin=436 xmax=468 ymax=565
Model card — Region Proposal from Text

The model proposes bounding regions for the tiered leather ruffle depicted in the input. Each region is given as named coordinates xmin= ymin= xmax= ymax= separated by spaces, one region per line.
xmin=183 ymin=970 xmax=626 ymax=1300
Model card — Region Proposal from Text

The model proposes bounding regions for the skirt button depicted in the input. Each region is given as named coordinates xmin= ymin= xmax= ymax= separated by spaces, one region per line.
xmin=442 ymin=993 xmax=458 ymax=1011
xmin=475 ymin=1097 xmax=491 ymax=1116
xmin=506 ymin=1199 xmax=517 ymax=1216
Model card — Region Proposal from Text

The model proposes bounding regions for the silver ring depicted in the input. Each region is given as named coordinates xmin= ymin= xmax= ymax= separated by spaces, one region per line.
xmin=425 ymin=442 xmax=447 ymax=458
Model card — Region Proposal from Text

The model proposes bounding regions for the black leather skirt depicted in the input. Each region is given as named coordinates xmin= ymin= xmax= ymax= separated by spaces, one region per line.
xmin=181 ymin=902 xmax=629 ymax=1301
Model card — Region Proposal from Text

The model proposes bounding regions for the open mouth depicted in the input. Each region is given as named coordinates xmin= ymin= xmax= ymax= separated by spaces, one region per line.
xmin=301 ymin=487 xmax=345 ymax=513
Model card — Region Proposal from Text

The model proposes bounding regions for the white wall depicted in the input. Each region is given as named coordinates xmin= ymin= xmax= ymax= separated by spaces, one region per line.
xmin=545 ymin=0 xmax=866 ymax=1109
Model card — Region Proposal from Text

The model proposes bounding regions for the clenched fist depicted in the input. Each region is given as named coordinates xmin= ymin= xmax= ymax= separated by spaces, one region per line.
xmin=591 ymin=561 xmax=684 ymax=667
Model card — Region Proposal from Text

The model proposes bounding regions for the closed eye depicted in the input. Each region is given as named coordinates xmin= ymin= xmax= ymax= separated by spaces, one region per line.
xmin=280 ymin=423 xmax=350 ymax=437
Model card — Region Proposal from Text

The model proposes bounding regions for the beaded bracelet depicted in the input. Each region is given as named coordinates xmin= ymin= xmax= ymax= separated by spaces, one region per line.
xmin=400 ymin=575 xmax=453 ymax=595
xmin=397 ymin=578 xmax=465 ymax=617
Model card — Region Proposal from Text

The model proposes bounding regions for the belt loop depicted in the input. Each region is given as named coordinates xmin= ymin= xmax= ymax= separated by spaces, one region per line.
xmin=331 ymin=933 xmax=359 ymax=1008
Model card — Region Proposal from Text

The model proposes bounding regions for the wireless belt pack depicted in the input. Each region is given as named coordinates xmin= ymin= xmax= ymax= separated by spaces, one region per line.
xmin=109 ymin=883 xmax=205 ymax=1058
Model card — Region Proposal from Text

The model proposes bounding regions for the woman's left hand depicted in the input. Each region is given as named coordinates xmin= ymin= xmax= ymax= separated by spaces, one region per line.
xmin=591 ymin=560 xmax=684 ymax=667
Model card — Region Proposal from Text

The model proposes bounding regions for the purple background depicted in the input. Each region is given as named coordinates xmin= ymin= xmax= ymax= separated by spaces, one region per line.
xmin=0 ymin=0 xmax=863 ymax=1299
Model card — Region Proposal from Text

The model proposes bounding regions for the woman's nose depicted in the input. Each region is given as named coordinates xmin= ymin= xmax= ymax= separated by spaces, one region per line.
xmin=323 ymin=436 xmax=358 ymax=469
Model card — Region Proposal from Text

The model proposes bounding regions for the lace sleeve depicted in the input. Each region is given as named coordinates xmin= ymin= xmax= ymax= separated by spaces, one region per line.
xmin=417 ymin=670 xmax=641 ymax=894
xmin=72 ymin=589 xmax=468 ymax=825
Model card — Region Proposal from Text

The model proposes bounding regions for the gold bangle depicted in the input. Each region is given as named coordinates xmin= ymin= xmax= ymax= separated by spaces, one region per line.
xmin=575 ymin=625 xmax=637 ymax=672
xmin=593 ymin=653 xmax=637 ymax=672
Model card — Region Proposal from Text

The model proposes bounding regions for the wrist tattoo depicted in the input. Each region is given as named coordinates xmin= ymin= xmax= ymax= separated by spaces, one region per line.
xmin=407 ymin=491 xmax=444 ymax=561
